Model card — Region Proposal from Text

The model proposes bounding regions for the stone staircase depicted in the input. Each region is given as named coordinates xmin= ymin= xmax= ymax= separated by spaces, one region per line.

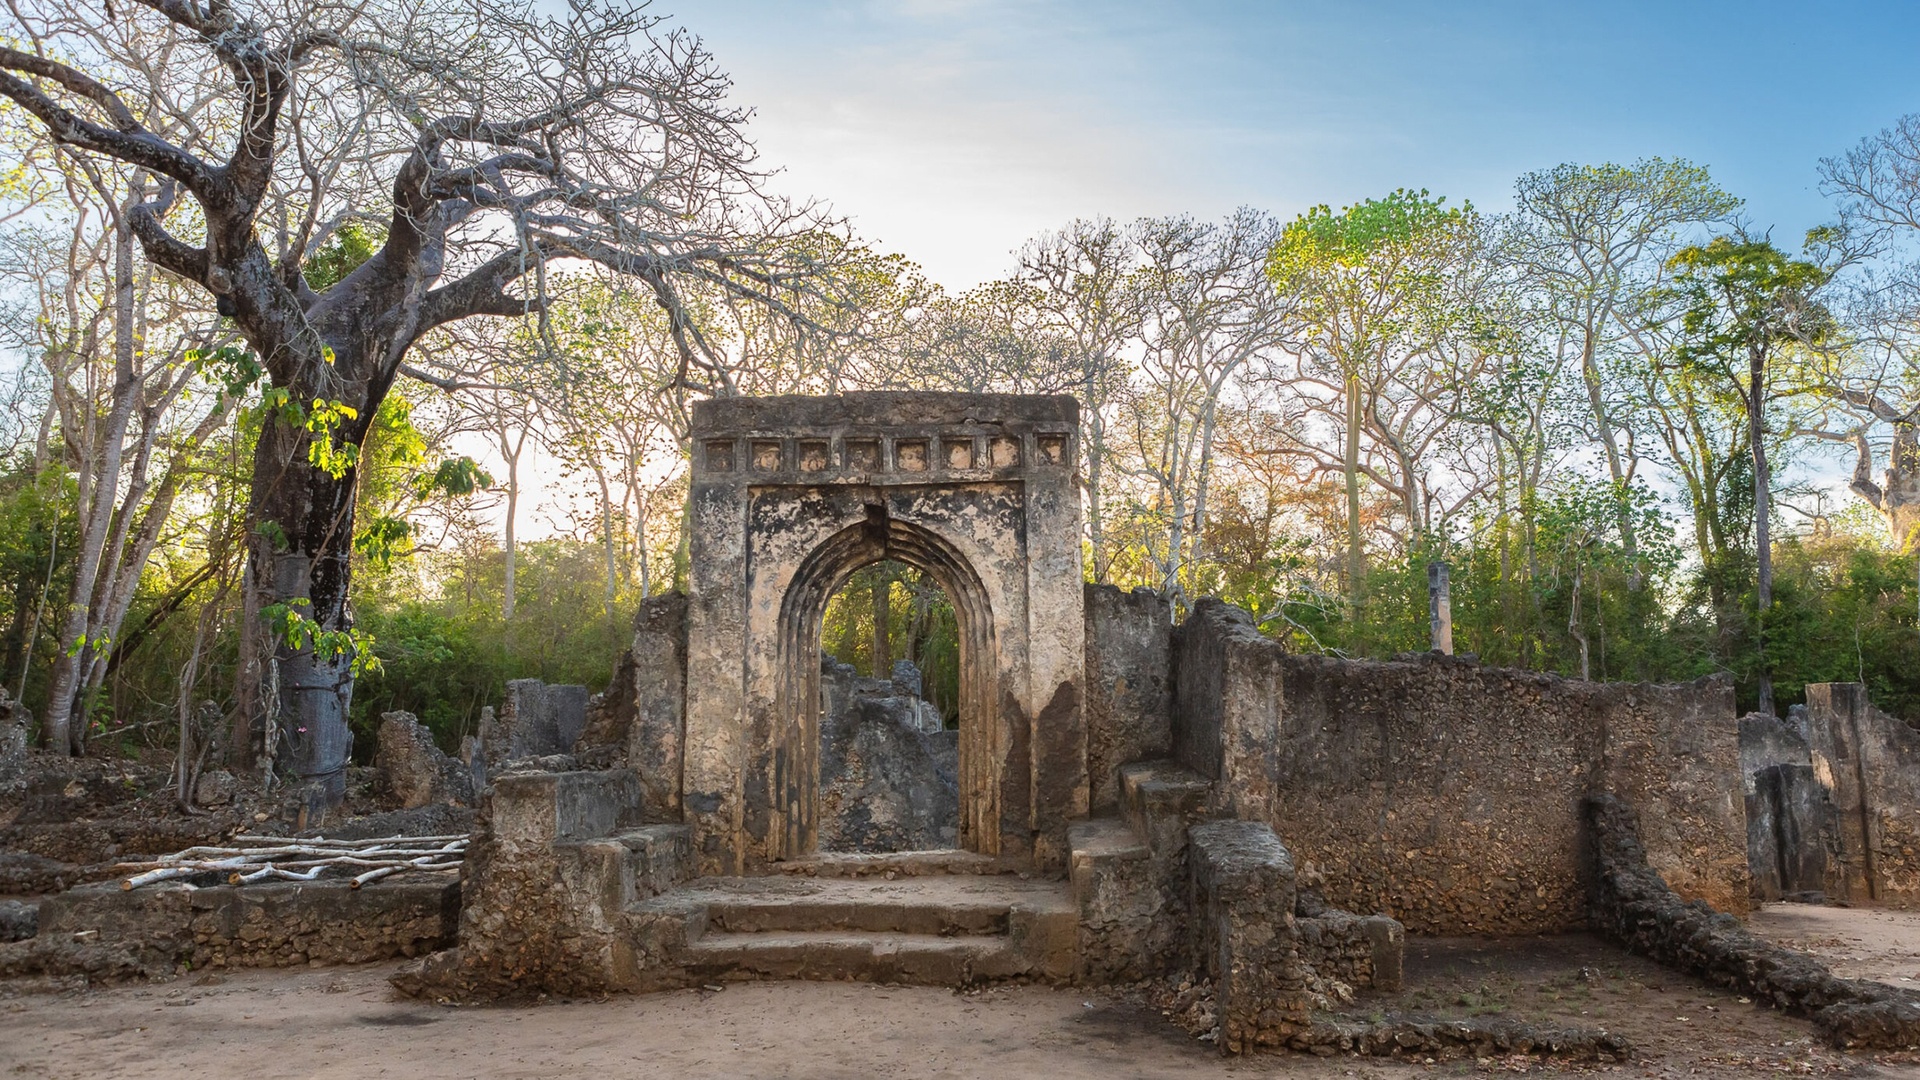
xmin=629 ymin=859 xmax=1077 ymax=986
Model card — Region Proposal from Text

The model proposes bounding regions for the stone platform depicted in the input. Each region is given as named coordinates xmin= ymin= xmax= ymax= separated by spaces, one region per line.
xmin=632 ymin=872 xmax=1076 ymax=985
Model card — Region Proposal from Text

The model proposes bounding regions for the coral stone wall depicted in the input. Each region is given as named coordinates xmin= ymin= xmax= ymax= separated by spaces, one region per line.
xmin=1805 ymin=683 xmax=1920 ymax=906
xmin=1083 ymin=584 xmax=1173 ymax=815
xmin=33 ymin=878 xmax=459 ymax=970
xmin=1172 ymin=599 xmax=1747 ymax=935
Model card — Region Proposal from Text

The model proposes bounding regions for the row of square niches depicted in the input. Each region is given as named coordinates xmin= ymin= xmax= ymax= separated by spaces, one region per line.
xmin=703 ymin=431 xmax=1071 ymax=475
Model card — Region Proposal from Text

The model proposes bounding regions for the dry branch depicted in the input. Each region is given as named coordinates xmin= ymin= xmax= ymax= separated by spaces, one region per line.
xmin=115 ymin=833 xmax=468 ymax=889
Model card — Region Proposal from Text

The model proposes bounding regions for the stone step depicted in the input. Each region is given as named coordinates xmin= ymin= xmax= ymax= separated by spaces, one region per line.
xmin=1118 ymin=760 xmax=1212 ymax=854
xmin=651 ymin=874 xmax=1073 ymax=935
xmin=682 ymin=930 xmax=1019 ymax=984
xmin=773 ymin=849 xmax=1010 ymax=877
xmin=629 ymin=873 xmax=1079 ymax=987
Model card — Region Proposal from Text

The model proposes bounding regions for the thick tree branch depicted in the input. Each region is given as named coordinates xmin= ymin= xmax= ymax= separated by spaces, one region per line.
xmin=0 ymin=50 xmax=218 ymax=195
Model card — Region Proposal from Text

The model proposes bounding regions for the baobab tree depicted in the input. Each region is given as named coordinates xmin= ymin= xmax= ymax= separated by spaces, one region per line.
xmin=0 ymin=0 xmax=842 ymax=812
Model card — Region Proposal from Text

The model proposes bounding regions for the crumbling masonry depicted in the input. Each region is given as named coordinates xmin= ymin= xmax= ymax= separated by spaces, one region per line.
xmin=386 ymin=391 xmax=1758 ymax=1055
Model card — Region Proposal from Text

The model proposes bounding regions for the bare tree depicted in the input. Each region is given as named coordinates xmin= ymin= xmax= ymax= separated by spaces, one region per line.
xmin=1119 ymin=209 xmax=1290 ymax=610
xmin=1819 ymin=117 xmax=1920 ymax=548
xmin=1 ymin=0 xmax=842 ymax=809
xmin=1018 ymin=218 xmax=1143 ymax=583
xmin=0 ymin=138 xmax=234 ymax=752
xmin=1507 ymin=160 xmax=1740 ymax=580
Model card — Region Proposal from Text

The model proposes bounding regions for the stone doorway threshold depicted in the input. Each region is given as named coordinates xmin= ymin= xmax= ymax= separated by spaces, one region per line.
xmin=629 ymin=871 xmax=1076 ymax=986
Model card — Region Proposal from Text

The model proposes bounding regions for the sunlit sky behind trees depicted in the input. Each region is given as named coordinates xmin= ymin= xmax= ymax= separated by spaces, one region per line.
xmin=491 ymin=0 xmax=1920 ymax=534
xmin=693 ymin=0 xmax=1920 ymax=287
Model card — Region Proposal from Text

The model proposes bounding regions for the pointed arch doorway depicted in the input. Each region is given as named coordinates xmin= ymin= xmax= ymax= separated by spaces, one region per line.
xmin=777 ymin=509 xmax=997 ymax=857
xmin=682 ymin=392 xmax=1089 ymax=875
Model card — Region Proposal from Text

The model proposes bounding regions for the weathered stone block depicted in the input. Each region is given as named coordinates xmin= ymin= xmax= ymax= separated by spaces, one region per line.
xmin=1069 ymin=818 xmax=1160 ymax=981
xmin=490 ymin=769 xmax=642 ymax=846
xmin=818 ymin=657 xmax=958 ymax=852
xmin=1804 ymin=683 xmax=1920 ymax=905
xmin=1171 ymin=599 xmax=1283 ymax=823
xmin=0 ymin=899 xmax=35 ymax=942
xmin=376 ymin=711 xmax=473 ymax=809
xmin=0 ymin=689 xmax=29 ymax=784
xmin=483 ymin=679 xmax=589 ymax=767
xmin=1188 ymin=819 xmax=1312 ymax=1053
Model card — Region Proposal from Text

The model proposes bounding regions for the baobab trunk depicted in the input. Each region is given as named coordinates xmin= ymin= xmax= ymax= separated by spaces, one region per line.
xmin=246 ymin=386 xmax=367 ymax=818
xmin=1853 ymin=425 xmax=1920 ymax=551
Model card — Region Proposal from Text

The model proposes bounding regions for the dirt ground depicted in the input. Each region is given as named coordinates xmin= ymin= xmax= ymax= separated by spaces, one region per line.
xmin=1748 ymin=902 xmax=1920 ymax=987
xmin=6 ymin=919 xmax=1920 ymax=1080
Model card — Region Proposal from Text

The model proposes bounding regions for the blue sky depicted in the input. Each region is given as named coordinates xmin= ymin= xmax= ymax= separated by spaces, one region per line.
xmin=687 ymin=0 xmax=1920 ymax=288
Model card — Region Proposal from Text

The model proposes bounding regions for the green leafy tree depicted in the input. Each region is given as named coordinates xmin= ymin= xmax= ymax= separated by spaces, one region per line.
xmin=1666 ymin=236 xmax=1834 ymax=711
xmin=1267 ymin=189 xmax=1478 ymax=610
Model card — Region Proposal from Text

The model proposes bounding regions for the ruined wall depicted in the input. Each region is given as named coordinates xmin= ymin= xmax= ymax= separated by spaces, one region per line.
xmin=1805 ymin=683 xmax=1920 ymax=906
xmin=1170 ymin=599 xmax=1284 ymax=825
xmin=817 ymin=658 xmax=959 ymax=852
xmin=1738 ymin=711 xmax=1832 ymax=901
xmin=33 ymin=878 xmax=458 ymax=970
xmin=1083 ymin=585 xmax=1172 ymax=814
xmin=1171 ymin=599 xmax=1747 ymax=935
xmin=581 ymin=592 xmax=689 ymax=822
xmin=481 ymin=679 xmax=589 ymax=767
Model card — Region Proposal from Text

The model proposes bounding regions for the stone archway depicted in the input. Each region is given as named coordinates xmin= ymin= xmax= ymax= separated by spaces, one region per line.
xmin=776 ymin=511 xmax=997 ymax=858
xmin=682 ymin=393 xmax=1088 ymax=875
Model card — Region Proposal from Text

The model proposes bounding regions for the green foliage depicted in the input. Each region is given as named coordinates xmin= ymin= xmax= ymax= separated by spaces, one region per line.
xmin=302 ymin=224 xmax=383 ymax=292
xmin=0 ymin=461 xmax=78 ymax=719
xmin=349 ymin=539 xmax=631 ymax=751
xmin=820 ymin=561 xmax=962 ymax=726
xmin=1667 ymin=236 xmax=1833 ymax=382
xmin=260 ymin=599 xmax=382 ymax=677
xmin=189 ymin=345 xmax=265 ymax=402
xmin=1269 ymin=188 xmax=1466 ymax=275
xmin=1762 ymin=532 xmax=1920 ymax=718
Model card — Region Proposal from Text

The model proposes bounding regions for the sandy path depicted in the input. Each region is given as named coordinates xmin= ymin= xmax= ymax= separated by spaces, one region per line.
xmin=0 ymin=964 xmax=1345 ymax=1080
xmin=1748 ymin=902 xmax=1920 ymax=987
xmin=4 ymin=934 xmax=1920 ymax=1078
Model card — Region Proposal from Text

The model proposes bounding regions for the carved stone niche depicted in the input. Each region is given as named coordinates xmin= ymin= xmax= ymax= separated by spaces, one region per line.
xmin=683 ymin=392 xmax=1087 ymax=874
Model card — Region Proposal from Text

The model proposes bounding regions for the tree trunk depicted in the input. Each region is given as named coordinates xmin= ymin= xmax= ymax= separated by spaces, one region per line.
xmin=1750 ymin=342 xmax=1774 ymax=715
xmin=42 ymin=197 xmax=142 ymax=754
xmin=502 ymin=436 xmax=519 ymax=624
xmin=593 ymin=464 xmax=616 ymax=622
xmin=1580 ymin=327 xmax=1642 ymax=582
xmin=1084 ymin=367 xmax=1108 ymax=583
xmin=869 ymin=570 xmax=889 ymax=677
xmin=1344 ymin=370 xmax=1364 ymax=607
xmin=247 ymin=394 xmax=363 ymax=819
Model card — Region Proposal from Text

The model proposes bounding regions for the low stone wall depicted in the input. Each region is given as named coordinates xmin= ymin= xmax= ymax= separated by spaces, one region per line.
xmin=1170 ymin=598 xmax=1747 ymax=935
xmin=1585 ymin=792 xmax=1920 ymax=1050
xmin=16 ymin=877 xmax=458 ymax=974
xmin=394 ymin=767 xmax=695 ymax=1000
xmin=1295 ymin=910 xmax=1402 ymax=995
xmin=1187 ymin=819 xmax=1312 ymax=1053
